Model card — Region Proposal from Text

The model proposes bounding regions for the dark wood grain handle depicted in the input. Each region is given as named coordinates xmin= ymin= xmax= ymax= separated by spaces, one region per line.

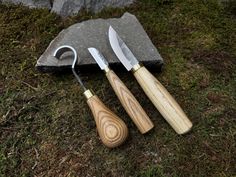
xmin=86 ymin=94 xmax=128 ymax=148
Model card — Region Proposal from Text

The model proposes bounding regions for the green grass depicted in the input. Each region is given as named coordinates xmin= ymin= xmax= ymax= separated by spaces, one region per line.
xmin=0 ymin=0 xmax=236 ymax=176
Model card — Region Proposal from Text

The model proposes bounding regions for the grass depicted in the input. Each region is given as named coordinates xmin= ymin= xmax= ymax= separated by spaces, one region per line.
xmin=0 ymin=0 xmax=236 ymax=176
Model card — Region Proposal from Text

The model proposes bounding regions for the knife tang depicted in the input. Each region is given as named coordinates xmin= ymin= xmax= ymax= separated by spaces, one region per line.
xmin=132 ymin=64 xmax=193 ymax=134
xmin=105 ymin=69 xmax=154 ymax=134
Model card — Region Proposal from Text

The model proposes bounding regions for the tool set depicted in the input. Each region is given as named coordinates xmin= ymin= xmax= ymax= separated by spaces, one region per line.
xmin=53 ymin=26 xmax=193 ymax=148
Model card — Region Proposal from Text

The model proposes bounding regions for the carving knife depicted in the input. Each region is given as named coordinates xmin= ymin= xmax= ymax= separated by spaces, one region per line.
xmin=88 ymin=47 xmax=154 ymax=134
xmin=108 ymin=26 xmax=193 ymax=134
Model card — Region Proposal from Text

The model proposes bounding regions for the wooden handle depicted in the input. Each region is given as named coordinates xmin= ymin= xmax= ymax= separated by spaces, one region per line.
xmin=133 ymin=66 xmax=193 ymax=134
xmin=86 ymin=95 xmax=128 ymax=148
xmin=106 ymin=70 xmax=154 ymax=134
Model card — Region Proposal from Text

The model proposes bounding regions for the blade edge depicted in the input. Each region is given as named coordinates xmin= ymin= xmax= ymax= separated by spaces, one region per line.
xmin=88 ymin=48 xmax=108 ymax=70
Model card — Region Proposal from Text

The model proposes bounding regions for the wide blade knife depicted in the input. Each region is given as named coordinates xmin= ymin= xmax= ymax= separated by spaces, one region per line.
xmin=108 ymin=26 xmax=192 ymax=134
xmin=88 ymin=47 xmax=154 ymax=134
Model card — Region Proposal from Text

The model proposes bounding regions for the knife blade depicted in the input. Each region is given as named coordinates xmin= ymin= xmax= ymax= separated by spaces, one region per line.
xmin=108 ymin=26 xmax=193 ymax=134
xmin=88 ymin=47 xmax=154 ymax=134
xmin=88 ymin=48 xmax=109 ymax=70
xmin=108 ymin=26 xmax=139 ymax=71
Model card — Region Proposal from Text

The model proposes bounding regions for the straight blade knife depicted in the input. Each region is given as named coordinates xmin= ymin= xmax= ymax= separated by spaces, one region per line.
xmin=88 ymin=47 xmax=154 ymax=134
xmin=108 ymin=26 xmax=192 ymax=134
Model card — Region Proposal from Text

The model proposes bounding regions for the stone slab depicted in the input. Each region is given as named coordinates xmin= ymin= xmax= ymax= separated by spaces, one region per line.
xmin=36 ymin=12 xmax=164 ymax=73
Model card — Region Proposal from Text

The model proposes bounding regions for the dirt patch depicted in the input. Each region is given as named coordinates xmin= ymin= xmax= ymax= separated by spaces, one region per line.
xmin=206 ymin=91 xmax=227 ymax=104
xmin=191 ymin=50 xmax=235 ymax=75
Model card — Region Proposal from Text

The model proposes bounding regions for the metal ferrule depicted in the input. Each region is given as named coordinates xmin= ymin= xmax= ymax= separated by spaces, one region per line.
xmin=131 ymin=63 xmax=142 ymax=73
xmin=104 ymin=66 xmax=111 ymax=73
xmin=83 ymin=89 xmax=94 ymax=99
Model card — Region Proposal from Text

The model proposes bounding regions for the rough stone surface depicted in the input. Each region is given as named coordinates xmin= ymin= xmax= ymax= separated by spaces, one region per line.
xmin=87 ymin=0 xmax=134 ymax=12
xmin=36 ymin=12 xmax=164 ymax=73
xmin=1 ymin=0 xmax=134 ymax=17
xmin=2 ymin=0 xmax=51 ymax=9
xmin=51 ymin=0 xmax=84 ymax=17
xmin=51 ymin=0 xmax=134 ymax=17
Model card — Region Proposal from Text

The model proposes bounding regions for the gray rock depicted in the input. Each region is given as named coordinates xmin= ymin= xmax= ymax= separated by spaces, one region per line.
xmin=1 ymin=0 xmax=134 ymax=17
xmin=2 ymin=0 xmax=51 ymax=9
xmin=36 ymin=12 xmax=164 ymax=73
xmin=52 ymin=0 xmax=134 ymax=17
xmin=51 ymin=0 xmax=84 ymax=17
xmin=85 ymin=0 xmax=134 ymax=13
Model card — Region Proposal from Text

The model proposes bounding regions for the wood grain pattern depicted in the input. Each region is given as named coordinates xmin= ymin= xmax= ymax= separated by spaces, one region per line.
xmin=87 ymin=95 xmax=128 ymax=148
xmin=133 ymin=66 xmax=193 ymax=134
xmin=106 ymin=70 xmax=154 ymax=134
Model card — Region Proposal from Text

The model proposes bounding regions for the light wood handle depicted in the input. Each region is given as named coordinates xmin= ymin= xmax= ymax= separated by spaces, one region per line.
xmin=106 ymin=70 xmax=154 ymax=134
xmin=86 ymin=95 xmax=128 ymax=148
xmin=133 ymin=66 xmax=193 ymax=134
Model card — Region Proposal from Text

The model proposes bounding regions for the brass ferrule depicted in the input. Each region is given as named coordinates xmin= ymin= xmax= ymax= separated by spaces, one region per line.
xmin=104 ymin=66 xmax=110 ymax=73
xmin=83 ymin=89 xmax=94 ymax=99
xmin=131 ymin=63 xmax=142 ymax=73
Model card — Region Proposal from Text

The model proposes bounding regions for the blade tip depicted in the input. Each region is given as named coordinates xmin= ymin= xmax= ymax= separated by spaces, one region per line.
xmin=88 ymin=47 xmax=96 ymax=52
xmin=109 ymin=26 xmax=115 ymax=34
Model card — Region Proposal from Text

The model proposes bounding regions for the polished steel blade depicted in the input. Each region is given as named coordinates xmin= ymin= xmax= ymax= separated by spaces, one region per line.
xmin=108 ymin=26 xmax=139 ymax=71
xmin=88 ymin=47 xmax=109 ymax=70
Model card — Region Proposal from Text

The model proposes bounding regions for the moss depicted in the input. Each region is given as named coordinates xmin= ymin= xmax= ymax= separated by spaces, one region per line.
xmin=0 ymin=0 xmax=236 ymax=176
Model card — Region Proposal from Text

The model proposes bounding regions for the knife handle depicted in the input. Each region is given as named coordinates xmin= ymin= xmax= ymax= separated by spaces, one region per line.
xmin=133 ymin=66 xmax=192 ymax=134
xmin=106 ymin=70 xmax=154 ymax=134
xmin=84 ymin=90 xmax=128 ymax=148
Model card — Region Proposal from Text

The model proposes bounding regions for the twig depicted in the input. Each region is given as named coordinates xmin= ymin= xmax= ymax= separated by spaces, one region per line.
xmin=1 ymin=109 xmax=11 ymax=122
xmin=32 ymin=147 xmax=39 ymax=170
xmin=21 ymin=81 xmax=38 ymax=91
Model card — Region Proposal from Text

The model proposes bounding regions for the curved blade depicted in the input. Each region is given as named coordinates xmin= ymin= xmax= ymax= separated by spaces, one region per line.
xmin=108 ymin=26 xmax=139 ymax=71
xmin=88 ymin=48 xmax=109 ymax=70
